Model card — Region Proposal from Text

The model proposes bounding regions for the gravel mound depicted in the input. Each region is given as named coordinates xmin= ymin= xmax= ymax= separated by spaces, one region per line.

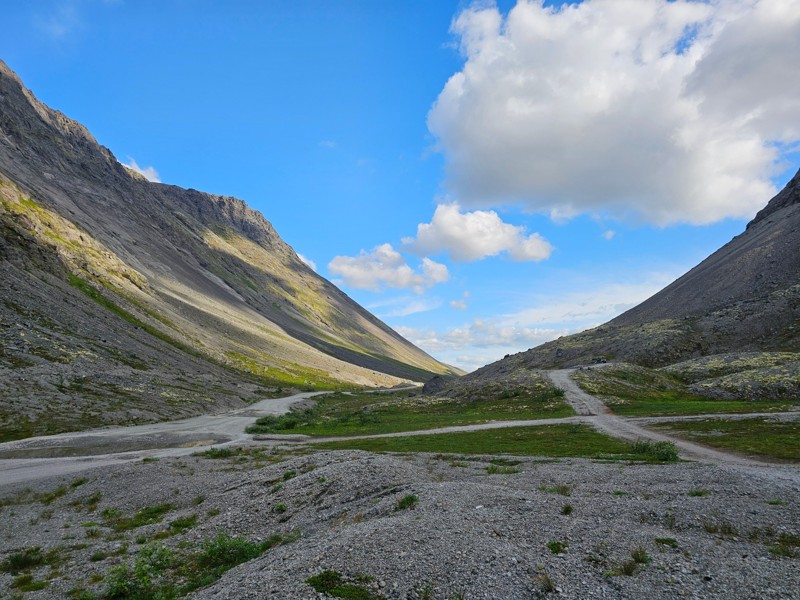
xmin=0 ymin=450 xmax=798 ymax=599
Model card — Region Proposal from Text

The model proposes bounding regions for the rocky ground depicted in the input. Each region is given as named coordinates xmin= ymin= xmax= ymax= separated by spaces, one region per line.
xmin=1 ymin=448 xmax=797 ymax=599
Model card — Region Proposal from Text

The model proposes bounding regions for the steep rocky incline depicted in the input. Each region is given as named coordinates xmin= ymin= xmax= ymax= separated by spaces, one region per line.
xmin=0 ymin=60 xmax=456 ymax=440
xmin=453 ymin=168 xmax=800 ymax=377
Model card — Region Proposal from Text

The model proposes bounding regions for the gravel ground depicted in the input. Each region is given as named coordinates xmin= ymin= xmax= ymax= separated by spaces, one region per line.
xmin=0 ymin=449 xmax=798 ymax=599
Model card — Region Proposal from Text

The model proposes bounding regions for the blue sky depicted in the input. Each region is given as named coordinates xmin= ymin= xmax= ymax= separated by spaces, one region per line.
xmin=3 ymin=0 xmax=799 ymax=371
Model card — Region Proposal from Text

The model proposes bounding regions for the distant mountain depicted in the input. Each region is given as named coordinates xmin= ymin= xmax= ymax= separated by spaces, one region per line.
xmin=0 ymin=60 xmax=458 ymax=441
xmin=455 ymin=168 xmax=800 ymax=382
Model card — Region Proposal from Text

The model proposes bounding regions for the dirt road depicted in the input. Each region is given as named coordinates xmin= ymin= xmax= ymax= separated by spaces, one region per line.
xmin=0 ymin=391 xmax=324 ymax=486
xmin=544 ymin=369 xmax=780 ymax=466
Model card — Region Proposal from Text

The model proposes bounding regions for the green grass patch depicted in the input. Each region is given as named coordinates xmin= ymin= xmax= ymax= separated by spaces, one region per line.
xmin=313 ymin=423 xmax=678 ymax=462
xmin=247 ymin=388 xmax=572 ymax=437
xmin=306 ymin=570 xmax=383 ymax=599
xmin=103 ymin=503 xmax=174 ymax=532
xmin=395 ymin=494 xmax=418 ymax=511
xmin=574 ymin=365 xmax=796 ymax=416
xmin=649 ymin=417 xmax=800 ymax=461
xmin=103 ymin=532 xmax=298 ymax=598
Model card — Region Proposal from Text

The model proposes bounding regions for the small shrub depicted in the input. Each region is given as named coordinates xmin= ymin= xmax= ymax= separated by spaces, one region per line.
xmin=688 ymin=489 xmax=711 ymax=497
xmin=169 ymin=514 xmax=198 ymax=532
xmin=274 ymin=503 xmax=287 ymax=514
xmin=631 ymin=440 xmax=679 ymax=462
xmin=283 ymin=470 xmax=297 ymax=481
xmin=12 ymin=573 xmax=48 ymax=592
xmin=395 ymin=494 xmax=419 ymax=511
xmin=1 ymin=547 xmax=45 ymax=574
xmin=655 ymin=537 xmax=678 ymax=548
xmin=533 ymin=571 xmax=555 ymax=593
xmin=766 ymin=499 xmax=786 ymax=506
xmin=307 ymin=569 xmax=343 ymax=592
xmin=561 ymin=504 xmax=573 ymax=516
xmin=630 ymin=547 xmax=651 ymax=564
xmin=618 ymin=559 xmax=638 ymax=576
xmin=540 ymin=483 xmax=571 ymax=496
xmin=547 ymin=540 xmax=568 ymax=554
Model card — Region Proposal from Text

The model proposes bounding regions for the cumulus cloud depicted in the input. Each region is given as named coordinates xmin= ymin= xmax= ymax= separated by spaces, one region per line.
xmin=328 ymin=243 xmax=449 ymax=293
xmin=297 ymin=254 xmax=317 ymax=271
xmin=123 ymin=158 xmax=161 ymax=183
xmin=428 ymin=0 xmax=800 ymax=225
xmin=404 ymin=203 xmax=553 ymax=261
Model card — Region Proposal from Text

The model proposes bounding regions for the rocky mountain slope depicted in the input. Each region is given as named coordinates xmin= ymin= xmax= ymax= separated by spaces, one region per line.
xmin=0 ymin=60 xmax=457 ymax=441
xmin=460 ymin=169 xmax=800 ymax=383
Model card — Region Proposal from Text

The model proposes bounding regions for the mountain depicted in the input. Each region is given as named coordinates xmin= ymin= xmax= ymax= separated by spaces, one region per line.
xmin=0 ymin=60 xmax=458 ymax=441
xmin=452 ymin=168 xmax=800 ymax=383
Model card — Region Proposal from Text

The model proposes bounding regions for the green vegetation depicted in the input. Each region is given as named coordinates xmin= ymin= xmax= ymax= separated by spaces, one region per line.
xmin=98 ymin=532 xmax=296 ymax=599
xmin=102 ymin=503 xmax=174 ymax=532
xmin=547 ymin=540 xmax=568 ymax=554
xmin=395 ymin=494 xmax=419 ymax=511
xmin=688 ymin=488 xmax=711 ymax=497
xmin=630 ymin=440 xmax=680 ymax=463
xmin=314 ymin=423 xmax=682 ymax=462
xmin=655 ymin=537 xmax=678 ymax=548
xmin=247 ymin=388 xmax=572 ymax=437
xmin=560 ymin=504 xmax=573 ymax=516
xmin=540 ymin=483 xmax=572 ymax=496
xmin=649 ymin=417 xmax=800 ymax=461
xmin=573 ymin=365 xmax=796 ymax=416
xmin=306 ymin=570 xmax=384 ymax=600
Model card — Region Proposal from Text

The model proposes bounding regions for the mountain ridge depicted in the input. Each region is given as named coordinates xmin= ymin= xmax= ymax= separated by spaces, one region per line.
xmin=452 ymin=167 xmax=800 ymax=385
xmin=0 ymin=60 xmax=457 ymax=441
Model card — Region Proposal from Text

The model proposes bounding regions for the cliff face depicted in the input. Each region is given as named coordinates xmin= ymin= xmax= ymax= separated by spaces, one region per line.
xmin=458 ymin=169 xmax=800 ymax=377
xmin=0 ymin=60 xmax=456 ymax=441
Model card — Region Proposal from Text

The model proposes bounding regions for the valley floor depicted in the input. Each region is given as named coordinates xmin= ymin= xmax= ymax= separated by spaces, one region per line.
xmin=0 ymin=369 xmax=798 ymax=599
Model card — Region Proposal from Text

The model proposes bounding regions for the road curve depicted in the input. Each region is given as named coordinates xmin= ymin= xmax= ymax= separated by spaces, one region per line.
xmin=545 ymin=369 xmax=780 ymax=467
xmin=0 ymin=391 xmax=325 ymax=487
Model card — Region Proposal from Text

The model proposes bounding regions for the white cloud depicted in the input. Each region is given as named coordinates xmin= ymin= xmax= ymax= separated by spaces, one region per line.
xmin=297 ymin=254 xmax=317 ymax=271
xmin=368 ymin=296 xmax=443 ymax=317
xmin=602 ymin=230 xmax=616 ymax=240
xmin=123 ymin=158 xmax=161 ymax=183
xmin=328 ymin=243 xmax=449 ymax=293
xmin=35 ymin=3 xmax=81 ymax=39
xmin=450 ymin=300 xmax=467 ymax=310
xmin=403 ymin=203 xmax=553 ymax=262
xmin=394 ymin=272 xmax=676 ymax=372
xmin=428 ymin=0 xmax=800 ymax=225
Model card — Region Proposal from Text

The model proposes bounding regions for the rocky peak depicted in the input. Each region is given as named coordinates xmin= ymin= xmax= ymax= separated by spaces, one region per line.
xmin=748 ymin=168 xmax=800 ymax=228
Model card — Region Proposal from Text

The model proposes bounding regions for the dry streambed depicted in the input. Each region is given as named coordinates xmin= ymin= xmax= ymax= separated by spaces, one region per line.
xmin=0 ymin=449 xmax=798 ymax=599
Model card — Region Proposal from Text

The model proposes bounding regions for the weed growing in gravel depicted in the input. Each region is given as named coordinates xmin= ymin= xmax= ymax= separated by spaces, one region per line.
xmin=395 ymin=494 xmax=419 ymax=511
xmin=703 ymin=518 xmax=737 ymax=536
xmin=0 ymin=546 xmax=61 ymax=574
xmin=561 ymin=504 xmax=573 ymax=516
xmin=306 ymin=569 xmax=385 ymax=599
xmin=547 ymin=540 xmax=568 ymax=554
xmin=274 ymin=502 xmax=288 ymax=514
xmin=101 ymin=532 xmax=298 ymax=598
xmin=768 ymin=532 xmax=800 ymax=558
xmin=540 ymin=483 xmax=571 ymax=496
xmin=766 ymin=499 xmax=787 ymax=506
xmin=103 ymin=503 xmax=174 ymax=531
xmin=630 ymin=547 xmax=651 ymax=564
xmin=533 ymin=571 xmax=556 ymax=593
xmin=283 ymin=469 xmax=297 ymax=480
xmin=486 ymin=464 xmax=521 ymax=475
xmin=69 ymin=491 xmax=102 ymax=512
xmin=12 ymin=572 xmax=49 ymax=592
xmin=655 ymin=537 xmax=678 ymax=548
xmin=688 ymin=489 xmax=711 ymax=497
